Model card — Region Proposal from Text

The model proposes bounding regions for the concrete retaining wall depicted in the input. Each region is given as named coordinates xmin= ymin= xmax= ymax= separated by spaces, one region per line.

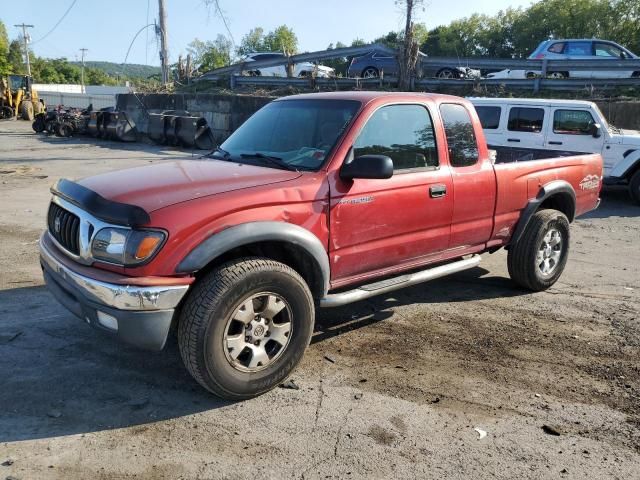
xmin=115 ymin=93 xmax=640 ymax=144
xmin=116 ymin=93 xmax=273 ymax=143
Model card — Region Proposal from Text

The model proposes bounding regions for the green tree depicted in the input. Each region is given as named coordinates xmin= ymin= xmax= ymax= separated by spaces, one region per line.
xmin=8 ymin=40 xmax=25 ymax=74
xmin=188 ymin=35 xmax=233 ymax=71
xmin=0 ymin=20 xmax=10 ymax=75
xmin=237 ymin=27 xmax=265 ymax=56
xmin=263 ymin=25 xmax=298 ymax=54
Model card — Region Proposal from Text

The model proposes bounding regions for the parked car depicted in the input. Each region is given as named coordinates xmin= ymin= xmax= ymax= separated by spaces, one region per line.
xmin=40 ymin=91 xmax=601 ymax=400
xmin=470 ymin=97 xmax=640 ymax=203
xmin=347 ymin=50 xmax=480 ymax=79
xmin=486 ymin=39 xmax=640 ymax=79
xmin=240 ymin=52 xmax=335 ymax=78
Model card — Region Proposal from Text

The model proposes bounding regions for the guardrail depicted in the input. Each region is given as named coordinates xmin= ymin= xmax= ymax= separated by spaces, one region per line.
xmin=199 ymin=43 xmax=640 ymax=93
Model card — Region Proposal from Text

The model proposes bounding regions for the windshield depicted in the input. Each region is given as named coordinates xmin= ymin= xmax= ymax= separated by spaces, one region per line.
xmin=219 ymin=99 xmax=361 ymax=171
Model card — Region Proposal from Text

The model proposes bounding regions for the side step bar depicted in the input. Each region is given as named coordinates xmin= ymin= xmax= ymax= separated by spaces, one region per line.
xmin=320 ymin=255 xmax=481 ymax=308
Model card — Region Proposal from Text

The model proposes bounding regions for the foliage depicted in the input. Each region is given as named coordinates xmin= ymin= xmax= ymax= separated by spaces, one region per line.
xmin=0 ymin=20 xmax=10 ymax=75
xmin=187 ymin=35 xmax=233 ymax=71
xmin=422 ymin=0 xmax=640 ymax=58
xmin=237 ymin=25 xmax=298 ymax=56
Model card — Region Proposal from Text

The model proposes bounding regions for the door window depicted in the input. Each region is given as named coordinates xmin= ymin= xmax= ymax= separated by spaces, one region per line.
xmin=507 ymin=107 xmax=545 ymax=133
xmin=547 ymin=42 xmax=565 ymax=54
xmin=439 ymin=103 xmax=479 ymax=167
xmin=594 ymin=42 xmax=625 ymax=58
xmin=553 ymin=110 xmax=595 ymax=135
xmin=565 ymin=41 xmax=592 ymax=56
xmin=353 ymin=104 xmax=438 ymax=171
xmin=475 ymin=106 xmax=501 ymax=129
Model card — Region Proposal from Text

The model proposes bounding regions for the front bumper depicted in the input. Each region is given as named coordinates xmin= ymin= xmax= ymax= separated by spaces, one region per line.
xmin=40 ymin=233 xmax=190 ymax=350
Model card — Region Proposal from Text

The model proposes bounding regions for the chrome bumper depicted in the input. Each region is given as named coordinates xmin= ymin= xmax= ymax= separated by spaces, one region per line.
xmin=39 ymin=233 xmax=189 ymax=311
xmin=40 ymin=233 xmax=190 ymax=350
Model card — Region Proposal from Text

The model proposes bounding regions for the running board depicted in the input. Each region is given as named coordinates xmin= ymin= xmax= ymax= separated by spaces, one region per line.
xmin=320 ymin=255 xmax=482 ymax=308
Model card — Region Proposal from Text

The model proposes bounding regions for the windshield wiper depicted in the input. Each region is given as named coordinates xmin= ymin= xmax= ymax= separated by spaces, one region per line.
xmin=240 ymin=152 xmax=298 ymax=171
xmin=204 ymin=146 xmax=231 ymax=160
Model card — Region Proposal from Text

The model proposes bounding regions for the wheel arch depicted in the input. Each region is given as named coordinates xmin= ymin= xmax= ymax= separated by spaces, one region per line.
xmin=176 ymin=222 xmax=330 ymax=299
xmin=509 ymin=180 xmax=576 ymax=246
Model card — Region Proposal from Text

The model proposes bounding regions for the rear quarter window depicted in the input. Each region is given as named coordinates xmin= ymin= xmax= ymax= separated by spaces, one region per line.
xmin=508 ymin=107 xmax=545 ymax=133
xmin=439 ymin=103 xmax=479 ymax=167
xmin=475 ymin=106 xmax=501 ymax=129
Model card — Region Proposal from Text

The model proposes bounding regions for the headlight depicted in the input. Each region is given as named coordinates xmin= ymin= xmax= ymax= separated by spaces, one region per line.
xmin=91 ymin=228 xmax=166 ymax=266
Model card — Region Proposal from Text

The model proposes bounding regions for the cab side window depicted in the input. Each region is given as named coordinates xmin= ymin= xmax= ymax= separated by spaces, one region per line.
xmin=565 ymin=41 xmax=592 ymax=56
xmin=553 ymin=110 xmax=595 ymax=135
xmin=353 ymin=104 xmax=438 ymax=171
xmin=475 ymin=106 xmax=501 ymax=129
xmin=508 ymin=107 xmax=545 ymax=133
xmin=439 ymin=103 xmax=479 ymax=167
xmin=548 ymin=42 xmax=565 ymax=54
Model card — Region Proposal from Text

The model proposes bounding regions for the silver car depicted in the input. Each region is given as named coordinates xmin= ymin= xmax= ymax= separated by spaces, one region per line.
xmin=487 ymin=39 xmax=640 ymax=79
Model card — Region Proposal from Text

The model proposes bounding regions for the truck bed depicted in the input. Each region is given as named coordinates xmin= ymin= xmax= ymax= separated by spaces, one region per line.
xmin=489 ymin=145 xmax=588 ymax=164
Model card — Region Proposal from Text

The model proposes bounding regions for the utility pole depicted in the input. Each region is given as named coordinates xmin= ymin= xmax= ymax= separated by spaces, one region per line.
xmin=80 ymin=48 xmax=88 ymax=91
xmin=14 ymin=23 xmax=34 ymax=76
xmin=157 ymin=0 xmax=170 ymax=84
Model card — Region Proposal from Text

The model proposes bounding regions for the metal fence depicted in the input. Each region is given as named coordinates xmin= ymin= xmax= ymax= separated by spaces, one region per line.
xmin=199 ymin=43 xmax=640 ymax=92
xmin=37 ymin=92 xmax=117 ymax=110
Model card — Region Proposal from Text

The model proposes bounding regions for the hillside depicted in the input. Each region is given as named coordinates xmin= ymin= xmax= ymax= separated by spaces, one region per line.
xmin=70 ymin=61 xmax=161 ymax=79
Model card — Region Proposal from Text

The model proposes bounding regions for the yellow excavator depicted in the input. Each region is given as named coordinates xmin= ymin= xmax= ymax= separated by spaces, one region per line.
xmin=0 ymin=74 xmax=44 ymax=121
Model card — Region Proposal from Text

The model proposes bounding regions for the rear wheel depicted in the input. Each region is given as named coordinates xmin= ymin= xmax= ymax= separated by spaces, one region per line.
xmin=21 ymin=101 xmax=34 ymax=121
xmin=178 ymin=258 xmax=315 ymax=399
xmin=508 ymin=210 xmax=570 ymax=291
xmin=436 ymin=68 xmax=459 ymax=79
xmin=547 ymin=71 xmax=568 ymax=79
xmin=361 ymin=66 xmax=379 ymax=78
xmin=629 ymin=169 xmax=640 ymax=205
xmin=56 ymin=122 xmax=74 ymax=137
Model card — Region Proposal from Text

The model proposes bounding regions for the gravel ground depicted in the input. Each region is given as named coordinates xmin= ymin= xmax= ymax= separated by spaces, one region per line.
xmin=0 ymin=120 xmax=639 ymax=480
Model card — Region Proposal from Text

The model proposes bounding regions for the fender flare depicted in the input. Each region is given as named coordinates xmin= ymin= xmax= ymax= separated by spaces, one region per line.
xmin=509 ymin=180 xmax=576 ymax=246
xmin=176 ymin=221 xmax=331 ymax=296
xmin=608 ymin=151 xmax=640 ymax=181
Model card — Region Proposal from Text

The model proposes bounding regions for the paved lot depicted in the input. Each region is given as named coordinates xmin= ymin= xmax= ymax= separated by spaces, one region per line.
xmin=0 ymin=120 xmax=639 ymax=479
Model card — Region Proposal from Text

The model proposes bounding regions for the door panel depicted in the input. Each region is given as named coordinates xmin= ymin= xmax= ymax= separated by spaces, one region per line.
xmin=504 ymin=106 xmax=548 ymax=147
xmin=329 ymin=169 xmax=453 ymax=282
xmin=544 ymin=108 xmax=603 ymax=154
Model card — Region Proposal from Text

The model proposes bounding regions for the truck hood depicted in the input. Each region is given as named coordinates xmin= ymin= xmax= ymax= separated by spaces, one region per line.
xmin=621 ymin=129 xmax=640 ymax=145
xmin=78 ymin=159 xmax=302 ymax=213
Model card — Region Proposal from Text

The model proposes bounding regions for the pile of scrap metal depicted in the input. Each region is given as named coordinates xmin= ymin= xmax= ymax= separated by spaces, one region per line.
xmin=32 ymin=105 xmax=138 ymax=142
xmin=147 ymin=110 xmax=214 ymax=150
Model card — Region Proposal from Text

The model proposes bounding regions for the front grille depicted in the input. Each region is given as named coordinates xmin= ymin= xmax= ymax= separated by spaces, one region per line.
xmin=48 ymin=203 xmax=81 ymax=255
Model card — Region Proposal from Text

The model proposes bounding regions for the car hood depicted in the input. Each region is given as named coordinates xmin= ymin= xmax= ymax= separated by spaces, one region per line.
xmin=78 ymin=159 xmax=302 ymax=213
xmin=621 ymin=129 xmax=640 ymax=145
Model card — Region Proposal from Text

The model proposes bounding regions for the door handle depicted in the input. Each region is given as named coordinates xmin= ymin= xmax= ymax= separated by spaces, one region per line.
xmin=429 ymin=185 xmax=447 ymax=198
xmin=507 ymin=138 xmax=521 ymax=142
xmin=548 ymin=141 xmax=563 ymax=145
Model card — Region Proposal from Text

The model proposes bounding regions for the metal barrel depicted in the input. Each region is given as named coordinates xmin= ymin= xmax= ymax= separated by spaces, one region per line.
xmin=194 ymin=117 xmax=214 ymax=150
xmin=147 ymin=113 xmax=166 ymax=144
xmin=114 ymin=112 xmax=137 ymax=142
xmin=87 ymin=112 xmax=99 ymax=136
xmin=164 ymin=115 xmax=180 ymax=146
xmin=105 ymin=111 xmax=119 ymax=139
xmin=175 ymin=116 xmax=200 ymax=147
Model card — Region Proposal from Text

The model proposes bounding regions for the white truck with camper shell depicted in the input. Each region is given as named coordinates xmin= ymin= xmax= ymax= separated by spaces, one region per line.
xmin=470 ymin=98 xmax=640 ymax=204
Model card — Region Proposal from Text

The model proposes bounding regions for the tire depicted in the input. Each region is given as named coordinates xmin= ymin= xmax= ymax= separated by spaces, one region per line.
xmin=436 ymin=68 xmax=459 ymax=79
xmin=547 ymin=71 xmax=568 ymax=79
xmin=507 ymin=209 xmax=570 ymax=291
xmin=21 ymin=101 xmax=34 ymax=121
xmin=361 ymin=66 xmax=379 ymax=78
xmin=56 ymin=122 xmax=74 ymax=137
xmin=33 ymin=101 xmax=43 ymax=115
xmin=629 ymin=169 xmax=640 ymax=205
xmin=32 ymin=117 xmax=46 ymax=133
xmin=178 ymin=257 xmax=315 ymax=400
xmin=45 ymin=120 xmax=57 ymax=134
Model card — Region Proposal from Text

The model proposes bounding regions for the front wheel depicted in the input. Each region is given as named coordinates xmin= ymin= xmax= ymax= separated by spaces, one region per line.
xmin=178 ymin=258 xmax=315 ymax=399
xmin=436 ymin=68 xmax=459 ymax=79
xmin=507 ymin=210 xmax=570 ymax=291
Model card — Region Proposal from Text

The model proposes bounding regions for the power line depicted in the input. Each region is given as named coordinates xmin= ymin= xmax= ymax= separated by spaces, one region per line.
xmin=31 ymin=0 xmax=78 ymax=45
xmin=14 ymin=23 xmax=34 ymax=76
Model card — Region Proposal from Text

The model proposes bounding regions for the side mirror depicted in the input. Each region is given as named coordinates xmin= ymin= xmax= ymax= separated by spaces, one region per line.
xmin=340 ymin=154 xmax=393 ymax=180
xmin=590 ymin=123 xmax=602 ymax=138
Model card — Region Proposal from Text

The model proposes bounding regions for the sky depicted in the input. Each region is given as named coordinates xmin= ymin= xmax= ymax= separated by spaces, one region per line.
xmin=2 ymin=0 xmax=535 ymax=65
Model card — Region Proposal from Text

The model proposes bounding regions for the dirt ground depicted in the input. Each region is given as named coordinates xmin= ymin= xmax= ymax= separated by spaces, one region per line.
xmin=0 ymin=120 xmax=639 ymax=480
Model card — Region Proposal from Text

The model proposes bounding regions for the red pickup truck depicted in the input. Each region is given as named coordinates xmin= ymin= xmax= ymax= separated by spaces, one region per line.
xmin=40 ymin=92 xmax=602 ymax=399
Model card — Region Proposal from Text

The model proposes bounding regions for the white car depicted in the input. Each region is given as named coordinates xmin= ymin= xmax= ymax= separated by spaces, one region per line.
xmin=486 ymin=39 xmax=640 ymax=80
xmin=470 ymin=97 xmax=640 ymax=203
xmin=241 ymin=52 xmax=335 ymax=78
